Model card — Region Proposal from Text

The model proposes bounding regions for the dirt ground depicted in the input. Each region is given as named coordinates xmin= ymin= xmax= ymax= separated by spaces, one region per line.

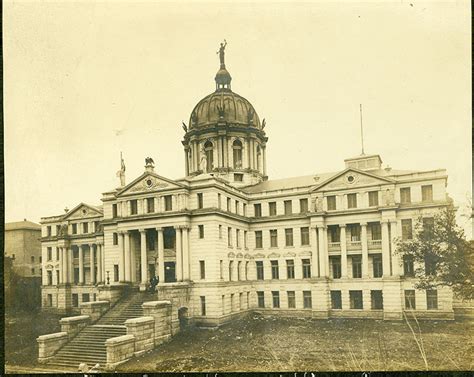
xmin=118 ymin=313 xmax=473 ymax=372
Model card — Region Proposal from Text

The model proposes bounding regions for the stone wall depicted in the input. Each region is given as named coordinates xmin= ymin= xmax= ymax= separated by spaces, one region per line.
xmin=80 ymin=301 xmax=110 ymax=322
xmin=37 ymin=332 xmax=69 ymax=363
xmin=156 ymin=283 xmax=191 ymax=334
xmin=142 ymin=301 xmax=172 ymax=345
xmin=60 ymin=315 xmax=91 ymax=339
xmin=105 ymin=335 xmax=135 ymax=370
xmin=125 ymin=317 xmax=155 ymax=356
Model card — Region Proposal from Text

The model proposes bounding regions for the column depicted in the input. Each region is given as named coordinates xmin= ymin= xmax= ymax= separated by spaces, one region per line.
xmin=249 ymin=139 xmax=254 ymax=169
xmin=124 ymin=231 xmax=131 ymax=282
xmin=67 ymin=247 xmax=73 ymax=283
xmin=223 ymin=137 xmax=228 ymax=167
xmin=340 ymin=225 xmax=348 ymax=278
xmin=97 ymin=243 xmax=103 ymax=284
xmin=184 ymin=148 xmax=189 ymax=176
xmin=59 ymin=247 xmax=64 ymax=284
xmin=130 ymin=239 xmax=136 ymax=283
xmin=118 ymin=232 xmax=125 ymax=282
xmin=381 ymin=221 xmax=391 ymax=277
xmin=62 ymin=247 xmax=67 ymax=284
xmin=41 ymin=247 xmax=48 ymax=285
xmin=318 ymin=226 xmax=328 ymax=277
xmin=101 ymin=244 xmax=106 ymax=283
xmin=390 ymin=221 xmax=400 ymax=276
xmin=157 ymin=228 xmax=165 ymax=283
xmin=227 ymin=138 xmax=233 ymax=169
xmin=361 ymin=222 xmax=369 ymax=277
xmin=175 ymin=226 xmax=183 ymax=282
xmin=89 ymin=244 xmax=95 ymax=284
xmin=140 ymin=230 xmax=148 ymax=289
xmin=182 ymin=226 xmax=190 ymax=280
xmin=310 ymin=227 xmax=319 ymax=277
xmin=262 ymin=146 xmax=267 ymax=176
xmin=79 ymin=245 xmax=84 ymax=284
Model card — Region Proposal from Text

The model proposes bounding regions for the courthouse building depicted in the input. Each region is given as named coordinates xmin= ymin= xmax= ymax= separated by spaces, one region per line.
xmin=40 ymin=49 xmax=454 ymax=323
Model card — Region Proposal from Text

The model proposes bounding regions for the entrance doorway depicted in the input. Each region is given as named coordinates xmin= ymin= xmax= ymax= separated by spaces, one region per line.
xmin=178 ymin=307 xmax=189 ymax=329
xmin=164 ymin=262 xmax=176 ymax=283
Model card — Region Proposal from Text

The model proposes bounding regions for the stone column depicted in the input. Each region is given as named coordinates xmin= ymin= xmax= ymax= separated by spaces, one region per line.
xmin=175 ymin=227 xmax=183 ymax=282
xmin=124 ymin=231 xmax=131 ymax=282
xmin=140 ymin=230 xmax=147 ymax=290
xmin=101 ymin=244 xmax=106 ymax=283
xmin=361 ymin=222 xmax=369 ymax=277
xmin=41 ymin=247 xmax=48 ymax=285
xmin=184 ymin=148 xmax=189 ymax=176
xmin=97 ymin=243 xmax=103 ymax=284
xmin=89 ymin=244 xmax=95 ymax=284
xmin=118 ymin=232 xmax=125 ymax=282
xmin=340 ymin=225 xmax=348 ymax=278
xmin=61 ymin=247 xmax=67 ymax=284
xmin=182 ymin=226 xmax=190 ymax=280
xmin=381 ymin=221 xmax=391 ymax=277
xmin=58 ymin=247 xmax=63 ymax=284
xmin=310 ymin=227 xmax=319 ymax=277
xmin=262 ymin=146 xmax=267 ymax=176
xmin=157 ymin=228 xmax=165 ymax=283
xmin=130 ymin=238 xmax=136 ymax=283
xmin=227 ymin=138 xmax=233 ymax=169
xmin=317 ymin=226 xmax=328 ymax=277
xmin=390 ymin=221 xmax=400 ymax=276
xmin=79 ymin=245 xmax=84 ymax=284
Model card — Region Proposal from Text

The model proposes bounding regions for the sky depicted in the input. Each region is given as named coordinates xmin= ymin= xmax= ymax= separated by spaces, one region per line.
xmin=4 ymin=1 xmax=472 ymax=235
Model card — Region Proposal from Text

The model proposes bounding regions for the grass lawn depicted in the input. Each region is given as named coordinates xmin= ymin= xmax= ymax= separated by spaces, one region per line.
xmin=118 ymin=313 xmax=473 ymax=372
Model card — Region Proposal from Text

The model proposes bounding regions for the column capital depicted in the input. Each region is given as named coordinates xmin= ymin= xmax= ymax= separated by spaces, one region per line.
xmin=156 ymin=227 xmax=163 ymax=233
xmin=139 ymin=229 xmax=146 ymax=234
xmin=89 ymin=243 xmax=95 ymax=248
xmin=339 ymin=224 xmax=346 ymax=228
xmin=381 ymin=219 xmax=390 ymax=225
xmin=389 ymin=219 xmax=398 ymax=225
xmin=317 ymin=225 xmax=327 ymax=230
xmin=360 ymin=222 xmax=368 ymax=227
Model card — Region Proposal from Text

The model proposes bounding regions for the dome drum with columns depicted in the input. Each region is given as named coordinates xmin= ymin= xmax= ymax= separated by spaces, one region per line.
xmin=182 ymin=43 xmax=268 ymax=187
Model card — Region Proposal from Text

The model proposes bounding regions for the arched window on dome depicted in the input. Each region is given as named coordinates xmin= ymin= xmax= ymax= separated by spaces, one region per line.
xmin=204 ymin=141 xmax=214 ymax=173
xmin=257 ymin=145 xmax=262 ymax=172
xmin=233 ymin=139 xmax=243 ymax=169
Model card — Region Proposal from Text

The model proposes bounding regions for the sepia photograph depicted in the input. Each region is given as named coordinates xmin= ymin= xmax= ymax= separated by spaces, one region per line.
xmin=3 ymin=0 xmax=473 ymax=374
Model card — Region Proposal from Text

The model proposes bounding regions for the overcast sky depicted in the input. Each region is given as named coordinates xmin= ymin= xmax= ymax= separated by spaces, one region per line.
xmin=4 ymin=1 xmax=471 ymax=235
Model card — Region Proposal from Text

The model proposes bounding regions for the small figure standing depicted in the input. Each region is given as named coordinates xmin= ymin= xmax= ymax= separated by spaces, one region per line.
xmin=116 ymin=152 xmax=126 ymax=187
xmin=217 ymin=39 xmax=227 ymax=66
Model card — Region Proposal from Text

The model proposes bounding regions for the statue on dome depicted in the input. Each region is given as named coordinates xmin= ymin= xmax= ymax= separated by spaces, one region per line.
xmin=217 ymin=39 xmax=227 ymax=66
xmin=181 ymin=121 xmax=188 ymax=132
xmin=199 ymin=146 xmax=208 ymax=172
xmin=145 ymin=157 xmax=155 ymax=167
xmin=116 ymin=152 xmax=126 ymax=187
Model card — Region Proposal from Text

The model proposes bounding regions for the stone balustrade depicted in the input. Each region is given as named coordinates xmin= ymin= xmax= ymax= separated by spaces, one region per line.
xmin=60 ymin=315 xmax=91 ymax=339
xmin=125 ymin=316 xmax=155 ymax=355
xmin=142 ymin=300 xmax=172 ymax=345
xmin=80 ymin=300 xmax=110 ymax=321
xmin=37 ymin=332 xmax=69 ymax=363
xmin=105 ymin=334 xmax=135 ymax=369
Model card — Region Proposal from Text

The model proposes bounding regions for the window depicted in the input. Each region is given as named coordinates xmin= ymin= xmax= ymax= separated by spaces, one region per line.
xmin=112 ymin=204 xmax=118 ymax=217
xmin=236 ymin=229 xmax=241 ymax=248
xmin=227 ymin=198 xmax=231 ymax=211
xmin=287 ymin=291 xmax=296 ymax=308
xmin=47 ymin=294 xmax=53 ymax=307
xmin=405 ymin=290 xmax=416 ymax=309
xmin=331 ymin=291 xmax=342 ymax=309
xmin=31 ymin=268 xmax=35 ymax=275
xmin=83 ymin=222 xmax=89 ymax=233
xmin=255 ymin=231 xmax=263 ymax=248
xmin=303 ymin=291 xmax=312 ymax=309
xmin=423 ymin=217 xmax=435 ymax=239
xmin=257 ymin=291 xmax=265 ymax=308
xmin=234 ymin=173 xmax=243 ymax=182
xmin=370 ymin=223 xmax=381 ymax=240
xmin=300 ymin=227 xmax=310 ymax=246
xmin=285 ymin=228 xmax=294 ymax=247
xmin=199 ymin=260 xmax=205 ymax=279
xmin=94 ymin=221 xmax=100 ymax=232
xmin=164 ymin=195 xmax=173 ymax=211
xmin=373 ymin=255 xmax=383 ymax=278
xmin=198 ymin=225 xmax=205 ymax=239
xmin=284 ymin=200 xmax=293 ymax=215
xmin=349 ymin=290 xmax=363 ymax=309
xmin=218 ymin=193 xmax=221 ymax=209
xmin=39 ymin=256 xmax=42 ymax=263
xmin=82 ymin=293 xmax=90 ymax=303
xmin=47 ymin=226 xmax=52 ymax=236
xmin=204 ymin=141 xmax=214 ymax=172
xmin=239 ymin=292 xmax=243 ymax=310
xmin=424 ymin=253 xmax=438 ymax=276
xmin=47 ymin=247 xmax=52 ymax=261
xmin=327 ymin=196 xmax=336 ymax=210
xmin=256 ymin=261 xmax=264 ymax=280
xmin=371 ymin=290 xmax=383 ymax=310
xmin=331 ymin=257 xmax=341 ymax=279
xmin=113 ymin=264 xmax=119 ymax=282
xmin=200 ymin=296 xmax=206 ymax=316
xmin=286 ymin=260 xmax=295 ymax=279
xmin=228 ymin=261 xmax=233 ymax=281
xmin=56 ymin=270 xmax=60 ymax=285
xmin=56 ymin=224 xmax=61 ymax=235
xmin=243 ymin=203 xmax=247 ymax=216
xmin=300 ymin=198 xmax=309 ymax=213
xmin=72 ymin=223 xmax=77 ymax=234
xmin=220 ymin=260 xmax=223 ymax=279
xmin=401 ymin=219 xmax=413 ymax=240
xmin=31 ymin=256 xmax=35 ymax=263
xmin=350 ymin=224 xmax=361 ymax=241
xmin=219 ymin=225 xmax=222 ymax=239
xmin=56 ymin=247 xmax=60 ymax=260
xmin=403 ymin=255 xmax=414 ymax=276
xmin=329 ymin=226 xmax=340 ymax=243
xmin=72 ymin=294 xmax=79 ymax=308
xmin=271 ymin=260 xmax=279 ymax=279
xmin=113 ymin=233 xmax=119 ymax=245
xmin=269 ymin=202 xmax=277 ymax=216
xmin=221 ymin=295 xmax=225 ymax=314
xmin=244 ymin=230 xmax=248 ymax=248
xmin=235 ymin=201 xmax=240 ymax=215
xmin=144 ymin=197 xmax=154 ymax=213
xmin=197 ymin=193 xmax=203 ymax=209
xmin=272 ymin=291 xmax=280 ymax=308
xmin=347 ymin=193 xmax=357 ymax=209
xmin=130 ymin=200 xmax=138 ymax=215
xmin=245 ymin=261 xmax=249 ymax=279
xmin=254 ymin=203 xmax=262 ymax=217
xmin=227 ymin=227 xmax=232 ymax=247
xmin=47 ymin=270 xmax=53 ymax=285
xmin=400 ymin=187 xmax=411 ymax=204
xmin=270 ymin=229 xmax=278 ymax=247
xmin=368 ymin=191 xmax=379 ymax=206
xmin=302 ymin=259 xmax=311 ymax=278
xmin=422 ymin=185 xmax=433 ymax=202
xmin=352 ymin=256 xmax=362 ymax=278
xmin=233 ymin=139 xmax=243 ymax=168
xmin=237 ymin=261 xmax=241 ymax=280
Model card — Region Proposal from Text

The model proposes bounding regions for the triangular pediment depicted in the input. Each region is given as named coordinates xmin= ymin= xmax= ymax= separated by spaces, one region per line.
xmin=311 ymin=168 xmax=394 ymax=192
xmin=64 ymin=203 xmax=103 ymax=220
xmin=117 ymin=172 xmax=185 ymax=197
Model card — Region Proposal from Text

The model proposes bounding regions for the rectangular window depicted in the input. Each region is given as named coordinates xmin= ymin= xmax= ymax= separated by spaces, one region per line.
xmin=286 ymin=260 xmax=295 ymax=279
xmin=227 ymin=197 xmax=231 ymax=212
xmin=331 ymin=257 xmax=341 ymax=279
xmin=371 ymin=290 xmax=384 ymax=310
xmin=236 ymin=229 xmax=241 ymax=248
xmin=56 ymin=224 xmax=61 ymax=235
xmin=199 ymin=260 xmax=205 ymax=279
xmin=403 ymin=255 xmax=415 ymax=276
xmin=272 ymin=291 xmax=280 ymax=308
xmin=423 ymin=217 xmax=435 ymax=238
xmin=244 ymin=230 xmax=248 ymax=248
xmin=235 ymin=200 xmax=239 ymax=215
xmin=234 ymin=173 xmax=243 ymax=182
xmin=113 ymin=264 xmax=119 ymax=282
xmin=130 ymin=200 xmax=138 ymax=215
xmin=352 ymin=256 xmax=362 ymax=278
xmin=350 ymin=224 xmax=361 ymax=241
xmin=422 ymin=185 xmax=433 ymax=202
xmin=147 ymin=197 xmax=155 ymax=213
xmin=426 ymin=290 xmax=438 ymax=310
xmin=255 ymin=231 xmax=263 ymax=248
xmin=370 ymin=223 xmax=382 ymax=240
xmin=200 ymin=296 xmax=206 ymax=316
xmin=400 ymin=187 xmax=411 ymax=204
xmin=329 ymin=226 xmax=341 ymax=242
xmin=197 ymin=193 xmax=203 ymax=209
xmin=269 ymin=202 xmax=277 ymax=216
xmin=72 ymin=223 xmax=77 ymax=234
xmin=47 ymin=247 xmax=52 ymax=261
xmin=72 ymin=294 xmax=79 ymax=308
xmin=228 ymin=227 xmax=232 ymax=247
xmin=302 ymin=259 xmax=311 ymax=278
xmin=82 ymin=222 xmax=88 ymax=233
xmin=245 ymin=261 xmax=249 ymax=280
xmin=368 ymin=191 xmax=379 ymax=206
xmin=300 ymin=227 xmax=310 ymax=246
xmin=401 ymin=219 xmax=413 ymax=240
xmin=230 ymin=294 xmax=234 ymax=312
xmin=327 ymin=195 xmax=336 ymax=210
xmin=47 ymin=226 xmax=52 ymax=236
xmin=112 ymin=203 xmax=118 ymax=218
xmin=198 ymin=225 xmax=205 ymax=239
xmin=405 ymin=290 xmax=416 ymax=309
xmin=82 ymin=293 xmax=90 ymax=303
xmin=239 ymin=292 xmax=243 ymax=310
xmin=56 ymin=270 xmax=60 ymax=284
xmin=331 ymin=290 xmax=342 ymax=309
xmin=373 ymin=255 xmax=383 ymax=278
xmin=56 ymin=247 xmax=60 ymax=260
xmin=220 ymin=260 xmax=223 ymax=279
xmin=218 ymin=193 xmax=222 ymax=209
xmin=237 ymin=261 xmax=241 ymax=280
xmin=243 ymin=203 xmax=247 ymax=216
xmin=270 ymin=229 xmax=278 ymax=247
xmin=349 ymin=290 xmax=363 ymax=309
xmin=221 ymin=295 xmax=225 ymax=314
xmin=256 ymin=261 xmax=264 ymax=280
xmin=300 ymin=198 xmax=309 ymax=213
xmin=228 ymin=261 xmax=233 ymax=281
xmin=287 ymin=291 xmax=296 ymax=308
xmin=271 ymin=260 xmax=279 ymax=279
xmin=47 ymin=270 xmax=53 ymax=285
xmin=47 ymin=294 xmax=53 ymax=307
xmin=31 ymin=256 xmax=35 ymax=263
xmin=284 ymin=200 xmax=293 ymax=215
xmin=257 ymin=291 xmax=265 ymax=308
xmin=347 ymin=193 xmax=357 ymax=209
xmin=113 ymin=233 xmax=118 ymax=245
xmin=285 ymin=228 xmax=294 ymax=247
xmin=303 ymin=291 xmax=312 ymax=309
xmin=424 ymin=253 xmax=437 ymax=276
xmin=254 ymin=203 xmax=262 ymax=217
xmin=219 ymin=225 xmax=222 ymax=239
xmin=164 ymin=195 xmax=173 ymax=211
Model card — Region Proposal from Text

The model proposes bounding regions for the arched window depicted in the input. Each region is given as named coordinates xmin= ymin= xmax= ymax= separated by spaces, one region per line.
xmin=256 ymin=145 xmax=261 ymax=171
xmin=233 ymin=139 xmax=243 ymax=169
xmin=204 ymin=140 xmax=214 ymax=173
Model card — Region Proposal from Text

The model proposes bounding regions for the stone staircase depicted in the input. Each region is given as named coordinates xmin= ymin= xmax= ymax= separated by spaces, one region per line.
xmin=47 ymin=291 xmax=156 ymax=370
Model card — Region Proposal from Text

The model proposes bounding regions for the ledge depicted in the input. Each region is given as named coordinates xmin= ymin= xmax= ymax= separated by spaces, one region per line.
xmin=105 ymin=334 xmax=135 ymax=346
xmin=142 ymin=300 xmax=172 ymax=309
xmin=80 ymin=300 xmax=109 ymax=308
xmin=60 ymin=315 xmax=90 ymax=324
xmin=125 ymin=316 xmax=155 ymax=325
xmin=37 ymin=332 xmax=68 ymax=341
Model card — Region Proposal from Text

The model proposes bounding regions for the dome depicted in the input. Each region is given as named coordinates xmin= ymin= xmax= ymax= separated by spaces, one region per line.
xmin=189 ymin=90 xmax=262 ymax=130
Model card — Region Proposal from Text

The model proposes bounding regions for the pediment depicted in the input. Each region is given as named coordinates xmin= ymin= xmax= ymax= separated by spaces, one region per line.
xmin=228 ymin=252 xmax=236 ymax=258
xmin=299 ymin=251 xmax=312 ymax=257
xmin=64 ymin=203 xmax=103 ymax=220
xmin=236 ymin=252 xmax=244 ymax=259
xmin=254 ymin=253 xmax=265 ymax=259
xmin=283 ymin=252 xmax=296 ymax=257
xmin=244 ymin=253 xmax=253 ymax=259
xmin=117 ymin=173 xmax=185 ymax=197
xmin=268 ymin=252 xmax=281 ymax=258
xmin=311 ymin=168 xmax=394 ymax=192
